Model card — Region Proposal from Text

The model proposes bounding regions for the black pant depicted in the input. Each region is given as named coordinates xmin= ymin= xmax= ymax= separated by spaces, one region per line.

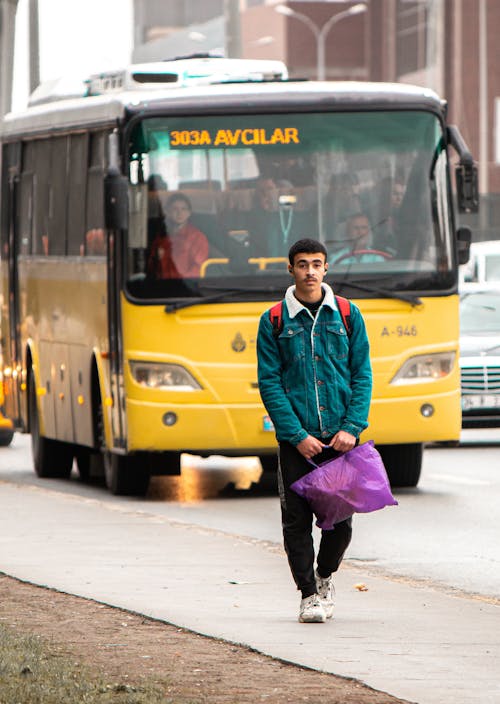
xmin=278 ymin=441 xmax=352 ymax=598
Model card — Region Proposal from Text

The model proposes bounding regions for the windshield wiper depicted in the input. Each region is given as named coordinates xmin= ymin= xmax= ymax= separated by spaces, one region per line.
xmin=336 ymin=280 xmax=422 ymax=307
xmin=164 ymin=286 xmax=278 ymax=312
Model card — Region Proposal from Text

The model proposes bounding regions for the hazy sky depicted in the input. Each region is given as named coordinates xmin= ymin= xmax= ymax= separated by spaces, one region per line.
xmin=13 ymin=0 xmax=133 ymax=110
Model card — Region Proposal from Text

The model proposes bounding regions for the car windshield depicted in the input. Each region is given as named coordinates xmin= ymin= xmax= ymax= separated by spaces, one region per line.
xmin=460 ymin=291 xmax=500 ymax=334
xmin=125 ymin=110 xmax=455 ymax=301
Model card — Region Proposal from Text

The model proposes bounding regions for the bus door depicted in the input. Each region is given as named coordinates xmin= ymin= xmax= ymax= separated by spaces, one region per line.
xmin=107 ymin=227 xmax=127 ymax=450
xmin=1 ymin=142 xmax=23 ymax=426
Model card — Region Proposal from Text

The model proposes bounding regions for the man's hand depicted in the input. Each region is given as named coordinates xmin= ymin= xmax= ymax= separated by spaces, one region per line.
xmin=296 ymin=434 xmax=324 ymax=460
xmin=329 ymin=430 xmax=356 ymax=453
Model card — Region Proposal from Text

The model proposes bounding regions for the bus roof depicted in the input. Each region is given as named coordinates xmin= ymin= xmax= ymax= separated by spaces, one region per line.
xmin=1 ymin=79 xmax=445 ymax=140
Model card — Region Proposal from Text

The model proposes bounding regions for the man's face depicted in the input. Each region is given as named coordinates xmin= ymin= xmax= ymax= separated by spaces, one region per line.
xmin=289 ymin=252 xmax=328 ymax=296
xmin=391 ymin=183 xmax=405 ymax=208
xmin=347 ymin=215 xmax=370 ymax=248
xmin=257 ymin=179 xmax=277 ymax=211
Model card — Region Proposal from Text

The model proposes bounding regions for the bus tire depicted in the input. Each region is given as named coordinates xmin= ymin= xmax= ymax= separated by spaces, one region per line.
xmin=28 ymin=373 xmax=74 ymax=479
xmin=93 ymin=382 xmax=148 ymax=495
xmin=0 ymin=429 xmax=14 ymax=447
xmin=75 ymin=449 xmax=105 ymax=483
xmin=259 ymin=454 xmax=278 ymax=473
xmin=377 ymin=443 xmax=423 ymax=488
xmin=104 ymin=452 xmax=150 ymax=496
xmin=257 ymin=455 xmax=278 ymax=492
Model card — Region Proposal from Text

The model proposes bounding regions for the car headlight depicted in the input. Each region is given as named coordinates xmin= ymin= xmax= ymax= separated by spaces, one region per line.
xmin=129 ymin=361 xmax=202 ymax=391
xmin=390 ymin=352 xmax=456 ymax=385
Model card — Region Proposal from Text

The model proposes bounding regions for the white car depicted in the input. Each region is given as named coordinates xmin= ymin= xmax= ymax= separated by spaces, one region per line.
xmin=460 ymin=240 xmax=500 ymax=288
xmin=460 ymin=288 xmax=500 ymax=428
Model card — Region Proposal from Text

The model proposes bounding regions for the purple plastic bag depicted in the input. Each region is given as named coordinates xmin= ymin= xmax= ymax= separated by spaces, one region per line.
xmin=290 ymin=441 xmax=398 ymax=530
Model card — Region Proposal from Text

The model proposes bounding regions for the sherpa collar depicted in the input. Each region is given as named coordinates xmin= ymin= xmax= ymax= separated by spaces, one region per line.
xmin=285 ymin=282 xmax=338 ymax=319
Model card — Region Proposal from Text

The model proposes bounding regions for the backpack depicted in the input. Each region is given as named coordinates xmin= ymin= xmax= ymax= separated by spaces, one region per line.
xmin=269 ymin=295 xmax=352 ymax=339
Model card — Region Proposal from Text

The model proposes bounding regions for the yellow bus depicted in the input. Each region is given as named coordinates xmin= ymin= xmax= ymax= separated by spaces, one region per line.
xmin=0 ymin=313 xmax=14 ymax=446
xmin=0 ymin=375 xmax=14 ymax=447
xmin=0 ymin=57 xmax=476 ymax=494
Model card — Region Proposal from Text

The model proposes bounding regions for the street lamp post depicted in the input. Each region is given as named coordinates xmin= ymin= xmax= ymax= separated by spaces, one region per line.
xmin=0 ymin=0 xmax=20 ymax=117
xmin=276 ymin=2 xmax=367 ymax=81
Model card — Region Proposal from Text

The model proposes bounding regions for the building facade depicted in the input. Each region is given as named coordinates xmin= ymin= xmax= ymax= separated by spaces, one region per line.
xmin=133 ymin=0 xmax=499 ymax=241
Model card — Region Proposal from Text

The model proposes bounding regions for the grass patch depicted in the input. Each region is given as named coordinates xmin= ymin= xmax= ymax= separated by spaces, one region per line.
xmin=0 ymin=624 xmax=168 ymax=704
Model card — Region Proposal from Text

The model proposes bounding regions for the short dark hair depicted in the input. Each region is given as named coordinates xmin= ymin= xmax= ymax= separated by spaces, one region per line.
xmin=288 ymin=238 xmax=327 ymax=266
xmin=166 ymin=192 xmax=192 ymax=211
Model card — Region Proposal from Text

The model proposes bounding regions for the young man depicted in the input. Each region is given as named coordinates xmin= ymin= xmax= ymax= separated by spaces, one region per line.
xmin=257 ymin=238 xmax=372 ymax=623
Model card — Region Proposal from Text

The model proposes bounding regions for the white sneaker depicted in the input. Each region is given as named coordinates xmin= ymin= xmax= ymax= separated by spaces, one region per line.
xmin=315 ymin=570 xmax=335 ymax=619
xmin=299 ymin=594 xmax=326 ymax=623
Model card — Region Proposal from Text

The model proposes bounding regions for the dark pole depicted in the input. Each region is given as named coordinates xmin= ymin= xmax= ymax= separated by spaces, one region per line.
xmin=0 ymin=0 xmax=20 ymax=117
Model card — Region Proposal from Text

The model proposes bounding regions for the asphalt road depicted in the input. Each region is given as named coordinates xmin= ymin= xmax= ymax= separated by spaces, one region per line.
xmin=1 ymin=430 xmax=499 ymax=704
xmin=1 ymin=429 xmax=499 ymax=600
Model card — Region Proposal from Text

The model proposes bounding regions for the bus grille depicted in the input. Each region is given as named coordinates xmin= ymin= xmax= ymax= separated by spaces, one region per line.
xmin=461 ymin=365 xmax=500 ymax=394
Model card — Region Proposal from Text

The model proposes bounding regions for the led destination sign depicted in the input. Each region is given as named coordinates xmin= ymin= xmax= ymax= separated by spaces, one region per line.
xmin=169 ymin=127 xmax=300 ymax=148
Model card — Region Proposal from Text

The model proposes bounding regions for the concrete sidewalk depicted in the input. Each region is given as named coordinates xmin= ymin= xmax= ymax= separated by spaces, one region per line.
xmin=0 ymin=481 xmax=498 ymax=704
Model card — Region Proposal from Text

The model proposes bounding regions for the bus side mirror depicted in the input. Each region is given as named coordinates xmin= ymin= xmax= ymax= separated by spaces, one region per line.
xmin=447 ymin=125 xmax=479 ymax=214
xmin=455 ymin=163 xmax=479 ymax=214
xmin=105 ymin=173 xmax=129 ymax=231
xmin=457 ymin=226 xmax=471 ymax=266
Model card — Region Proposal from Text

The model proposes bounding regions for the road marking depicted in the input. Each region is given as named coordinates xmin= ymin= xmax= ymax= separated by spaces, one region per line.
xmin=427 ymin=473 xmax=491 ymax=486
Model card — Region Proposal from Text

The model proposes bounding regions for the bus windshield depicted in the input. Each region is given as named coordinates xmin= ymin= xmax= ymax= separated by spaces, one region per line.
xmin=126 ymin=110 xmax=454 ymax=301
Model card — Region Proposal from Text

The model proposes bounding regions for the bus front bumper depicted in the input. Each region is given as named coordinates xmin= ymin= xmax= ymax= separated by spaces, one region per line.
xmin=366 ymin=389 xmax=461 ymax=444
xmin=125 ymin=399 xmax=278 ymax=454
xmin=125 ymin=388 xmax=461 ymax=452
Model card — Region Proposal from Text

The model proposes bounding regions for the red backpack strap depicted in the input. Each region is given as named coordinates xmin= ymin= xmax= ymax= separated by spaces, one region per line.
xmin=335 ymin=295 xmax=352 ymax=337
xmin=269 ymin=301 xmax=284 ymax=338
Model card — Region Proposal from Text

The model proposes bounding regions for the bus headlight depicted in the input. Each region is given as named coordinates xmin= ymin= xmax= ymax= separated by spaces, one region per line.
xmin=129 ymin=361 xmax=202 ymax=391
xmin=390 ymin=352 xmax=455 ymax=385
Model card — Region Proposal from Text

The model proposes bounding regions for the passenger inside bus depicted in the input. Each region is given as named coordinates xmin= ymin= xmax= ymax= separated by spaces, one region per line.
xmin=323 ymin=173 xmax=364 ymax=234
xmin=226 ymin=176 xmax=305 ymax=259
xmin=260 ymin=155 xmax=315 ymax=187
xmin=147 ymin=192 xmax=209 ymax=278
xmin=85 ymin=228 xmax=106 ymax=256
xmin=329 ymin=212 xmax=392 ymax=265
xmin=147 ymin=173 xmax=167 ymax=191
xmin=370 ymin=172 xmax=407 ymax=253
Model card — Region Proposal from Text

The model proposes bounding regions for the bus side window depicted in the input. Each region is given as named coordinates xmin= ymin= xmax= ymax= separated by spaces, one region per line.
xmin=67 ymin=133 xmax=88 ymax=256
xmin=48 ymin=135 xmax=70 ymax=256
xmin=18 ymin=141 xmax=35 ymax=256
xmin=33 ymin=140 xmax=51 ymax=256
xmin=85 ymin=132 xmax=107 ymax=256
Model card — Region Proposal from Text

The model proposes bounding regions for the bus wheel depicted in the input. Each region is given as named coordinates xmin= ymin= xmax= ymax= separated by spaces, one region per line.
xmin=257 ymin=455 xmax=278 ymax=492
xmin=377 ymin=443 xmax=423 ymax=488
xmin=28 ymin=373 xmax=74 ymax=478
xmin=259 ymin=454 xmax=278 ymax=473
xmin=104 ymin=452 xmax=150 ymax=496
xmin=75 ymin=449 xmax=104 ymax=483
xmin=0 ymin=429 xmax=14 ymax=447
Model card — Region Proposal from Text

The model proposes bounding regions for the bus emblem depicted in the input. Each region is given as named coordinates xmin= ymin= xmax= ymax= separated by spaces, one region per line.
xmin=231 ymin=333 xmax=246 ymax=353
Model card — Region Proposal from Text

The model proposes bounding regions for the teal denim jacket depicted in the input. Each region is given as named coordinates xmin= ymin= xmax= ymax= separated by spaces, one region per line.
xmin=257 ymin=283 xmax=372 ymax=446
